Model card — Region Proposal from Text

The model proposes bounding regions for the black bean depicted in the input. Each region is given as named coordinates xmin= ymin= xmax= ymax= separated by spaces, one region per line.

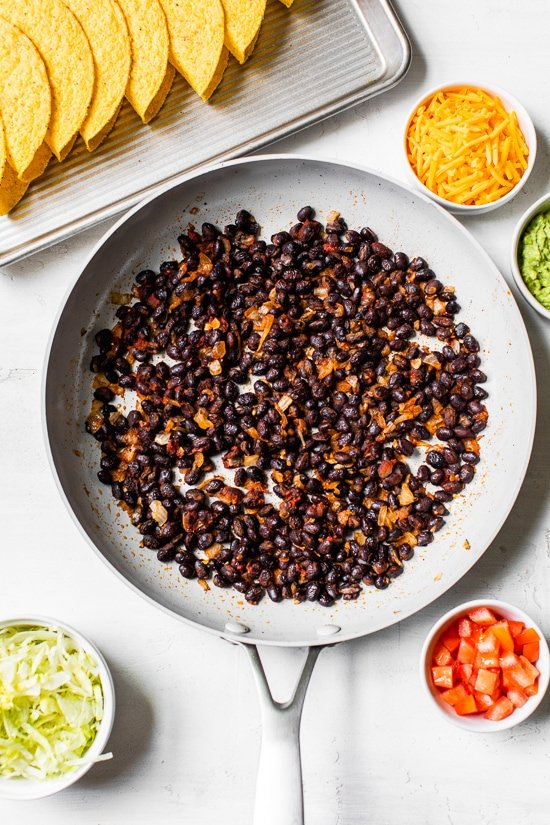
xmin=427 ymin=450 xmax=446 ymax=469
xmin=86 ymin=208 xmax=487 ymax=607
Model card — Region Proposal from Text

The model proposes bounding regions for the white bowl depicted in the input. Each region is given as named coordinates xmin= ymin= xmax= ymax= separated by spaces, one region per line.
xmin=0 ymin=616 xmax=115 ymax=800
xmin=403 ymin=81 xmax=537 ymax=215
xmin=420 ymin=599 xmax=549 ymax=732
xmin=510 ymin=192 xmax=550 ymax=320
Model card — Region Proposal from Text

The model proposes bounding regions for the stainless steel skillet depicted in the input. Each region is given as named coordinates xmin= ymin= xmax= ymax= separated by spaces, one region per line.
xmin=44 ymin=155 xmax=536 ymax=824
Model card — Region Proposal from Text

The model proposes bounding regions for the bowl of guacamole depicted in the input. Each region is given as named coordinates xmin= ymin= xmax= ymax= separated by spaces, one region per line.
xmin=511 ymin=194 xmax=550 ymax=320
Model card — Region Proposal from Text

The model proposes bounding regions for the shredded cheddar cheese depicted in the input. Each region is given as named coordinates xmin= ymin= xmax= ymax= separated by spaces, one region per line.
xmin=406 ymin=86 xmax=529 ymax=206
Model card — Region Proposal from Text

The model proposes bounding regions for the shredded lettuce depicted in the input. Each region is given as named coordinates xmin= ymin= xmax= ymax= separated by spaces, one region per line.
xmin=0 ymin=625 xmax=104 ymax=780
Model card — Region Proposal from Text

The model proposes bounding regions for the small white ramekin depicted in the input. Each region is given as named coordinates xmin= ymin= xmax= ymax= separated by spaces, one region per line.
xmin=510 ymin=192 xmax=550 ymax=320
xmin=0 ymin=616 xmax=115 ymax=800
xmin=420 ymin=599 xmax=549 ymax=732
xmin=403 ymin=82 xmax=537 ymax=215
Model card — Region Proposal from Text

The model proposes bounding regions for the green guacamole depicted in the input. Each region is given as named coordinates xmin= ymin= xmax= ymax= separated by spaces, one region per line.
xmin=519 ymin=210 xmax=550 ymax=310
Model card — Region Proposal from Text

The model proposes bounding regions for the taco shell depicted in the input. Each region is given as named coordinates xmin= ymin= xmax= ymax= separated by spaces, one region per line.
xmin=0 ymin=18 xmax=51 ymax=183
xmin=279 ymin=0 xmax=295 ymax=6
xmin=221 ymin=0 xmax=266 ymax=64
xmin=0 ymin=117 xmax=29 ymax=216
xmin=115 ymin=0 xmax=175 ymax=123
xmin=158 ymin=0 xmax=228 ymax=101
xmin=62 ymin=0 xmax=131 ymax=151
xmin=0 ymin=0 xmax=94 ymax=161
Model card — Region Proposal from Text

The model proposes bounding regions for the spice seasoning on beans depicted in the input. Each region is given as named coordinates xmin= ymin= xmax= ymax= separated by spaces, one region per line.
xmin=86 ymin=207 xmax=488 ymax=606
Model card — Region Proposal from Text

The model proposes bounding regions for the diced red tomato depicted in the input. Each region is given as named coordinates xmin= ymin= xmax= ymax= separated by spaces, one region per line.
xmin=474 ymin=668 xmax=499 ymax=696
xmin=441 ymin=629 xmax=461 ymax=653
xmin=430 ymin=607 xmax=541 ymax=723
xmin=522 ymin=642 xmax=540 ymax=663
xmin=457 ymin=638 xmax=476 ymax=665
xmin=474 ymin=651 xmax=499 ymax=670
xmin=432 ymin=666 xmax=453 ymax=689
xmin=459 ymin=664 xmax=473 ymax=683
xmin=499 ymin=650 xmax=521 ymax=670
xmin=516 ymin=627 xmax=540 ymax=646
xmin=440 ymin=684 xmax=468 ymax=706
xmin=519 ymin=656 xmax=539 ymax=685
xmin=474 ymin=691 xmax=494 ymax=711
xmin=508 ymin=664 xmax=532 ymax=689
xmin=477 ymin=630 xmax=499 ymax=654
xmin=455 ymin=695 xmax=477 ymax=715
xmin=507 ymin=688 xmax=528 ymax=708
xmin=501 ymin=669 xmax=518 ymax=690
xmin=490 ymin=621 xmax=514 ymax=652
xmin=484 ymin=696 xmax=514 ymax=721
xmin=468 ymin=607 xmax=497 ymax=626
xmin=508 ymin=620 xmax=524 ymax=639
xmin=433 ymin=643 xmax=453 ymax=666
xmin=458 ymin=618 xmax=474 ymax=638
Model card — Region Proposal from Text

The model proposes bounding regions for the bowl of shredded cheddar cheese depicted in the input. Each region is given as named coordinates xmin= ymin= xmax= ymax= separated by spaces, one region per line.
xmin=404 ymin=82 xmax=536 ymax=214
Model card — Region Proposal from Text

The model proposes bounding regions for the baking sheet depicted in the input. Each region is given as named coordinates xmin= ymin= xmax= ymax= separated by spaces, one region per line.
xmin=0 ymin=0 xmax=410 ymax=266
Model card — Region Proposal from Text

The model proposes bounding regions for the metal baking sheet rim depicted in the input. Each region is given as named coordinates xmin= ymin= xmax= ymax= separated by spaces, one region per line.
xmin=0 ymin=0 xmax=410 ymax=267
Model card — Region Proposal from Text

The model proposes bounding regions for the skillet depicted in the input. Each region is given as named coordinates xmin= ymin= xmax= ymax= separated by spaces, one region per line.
xmin=44 ymin=155 xmax=536 ymax=824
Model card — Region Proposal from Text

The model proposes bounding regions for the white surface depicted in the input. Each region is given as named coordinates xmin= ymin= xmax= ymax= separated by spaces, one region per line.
xmin=1 ymin=1 xmax=550 ymax=823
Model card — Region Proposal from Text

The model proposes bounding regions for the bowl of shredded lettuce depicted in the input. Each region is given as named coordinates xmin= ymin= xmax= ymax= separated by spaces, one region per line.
xmin=0 ymin=617 xmax=115 ymax=799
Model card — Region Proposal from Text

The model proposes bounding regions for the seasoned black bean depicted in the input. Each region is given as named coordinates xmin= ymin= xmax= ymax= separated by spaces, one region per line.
xmin=87 ymin=208 xmax=487 ymax=607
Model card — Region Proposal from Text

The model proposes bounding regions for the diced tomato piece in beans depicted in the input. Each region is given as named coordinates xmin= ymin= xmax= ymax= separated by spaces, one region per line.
xmin=484 ymin=696 xmax=514 ymax=721
xmin=468 ymin=607 xmax=497 ymax=626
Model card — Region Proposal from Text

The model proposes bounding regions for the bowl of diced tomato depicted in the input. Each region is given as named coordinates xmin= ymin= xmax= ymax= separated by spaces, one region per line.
xmin=421 ymin=600 xmax=549 ymax=731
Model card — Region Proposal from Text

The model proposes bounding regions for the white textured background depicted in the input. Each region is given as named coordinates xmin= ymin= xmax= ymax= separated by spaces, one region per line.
xmin=1 ymin=1 xmax=550 ymax=823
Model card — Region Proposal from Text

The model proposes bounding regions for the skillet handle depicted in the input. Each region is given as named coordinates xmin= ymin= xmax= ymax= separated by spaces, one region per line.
xmin=243 ymin=645 xmax=321 ymax=825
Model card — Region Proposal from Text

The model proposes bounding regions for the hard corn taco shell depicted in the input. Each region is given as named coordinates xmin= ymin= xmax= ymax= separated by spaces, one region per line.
xmin=0 ymin=0 xmax=94 ymax=161
xmin=115 ymin=0 xmax=175 ymax=123
xmin=62 ymin=0 xmax=131 ymax=151
xmin=0 ymin=117 xmax=29 ymax=216
xmin=0 ymin=17 xmax=52 ymax=182
xmin=158 ymin=0 xmax=228 ymax=101
xmin=221 ymin=0 xmax=266 ymax=64
xmin=279 ymin=0 xmax=295 ymax=6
